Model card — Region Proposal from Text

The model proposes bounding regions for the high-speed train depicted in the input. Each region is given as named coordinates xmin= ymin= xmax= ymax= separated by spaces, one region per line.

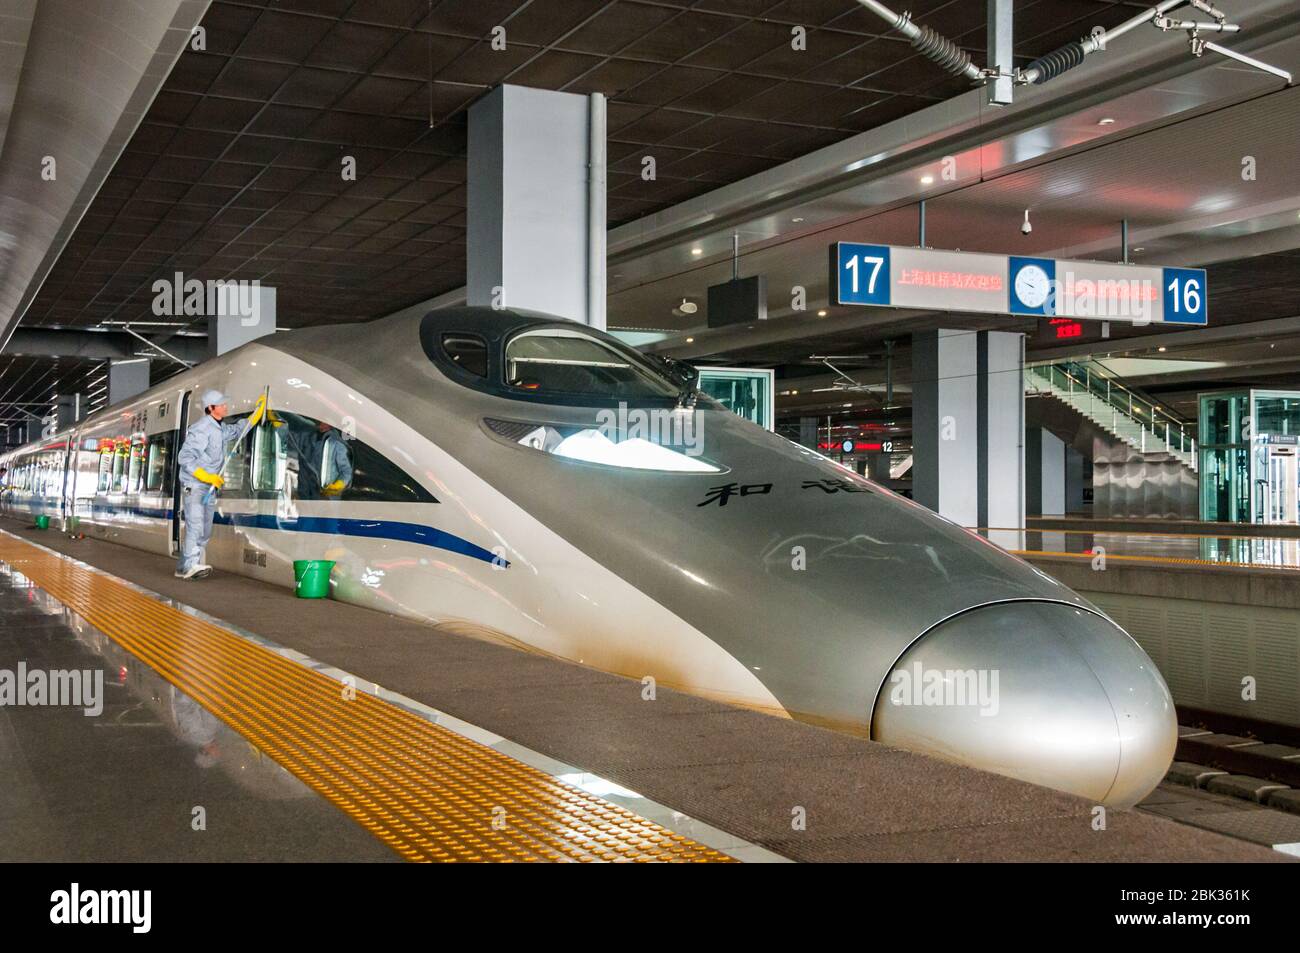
xmin=0 ymin=306 xmax=1177 ymax=806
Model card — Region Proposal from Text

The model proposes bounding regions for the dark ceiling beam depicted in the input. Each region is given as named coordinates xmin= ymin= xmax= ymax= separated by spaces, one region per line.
xmin=1 ymin=328 xmax=206 ymax=364
xmin=1026 ymin=313 xmax=1300 ymax=363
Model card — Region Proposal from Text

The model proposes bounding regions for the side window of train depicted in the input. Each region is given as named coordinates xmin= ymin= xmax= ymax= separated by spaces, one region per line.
xmin=128 ymin=437 xmax=145 ymax=493
xmin=111 ymin=441 xmax=129 ymax=492
xmin=144 ymin=432 xmax=175 ymax=492
xmin=249 ymin=411 xmax=435 ymax=503
xmin=96 ymin=445 xmax=113 ymax=493
xmin=202 ymin=413 xmax=255 ymax=500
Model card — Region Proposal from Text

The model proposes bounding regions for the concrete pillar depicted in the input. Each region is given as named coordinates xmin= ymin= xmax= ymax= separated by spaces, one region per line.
xmin=865 ymin=450 xmax=890 ymax=482
xmin=799 ymin=416 xmax=818 ymax=449
xmin=1065 ymin=446 xmax=1085 ymax=513
xmin=108 ymin=358 xmax=150 ymax=406
xmin=44 ymin=393 xmax=83 ymax=436
xmin=208 ymin=285 xmax=276 ymax=357
xmin=1026 ymin=427 xmax=1066 ymax=516
xmin=912 ymin=329 xmax=1024 ymax=532
xmin=55 ymin=394 xmax=83 ymax=429
xmin=468 ymin=84 xmax=606 ymax=328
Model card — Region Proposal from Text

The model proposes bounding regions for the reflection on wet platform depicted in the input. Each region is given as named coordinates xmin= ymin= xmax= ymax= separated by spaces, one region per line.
xmin=0 ymin=535 xmax=755 ymax=862
xmin=982 ymin=529 xmax=1300 ymax=571
xmin=0 ymin=562 xmax=398 ymax=862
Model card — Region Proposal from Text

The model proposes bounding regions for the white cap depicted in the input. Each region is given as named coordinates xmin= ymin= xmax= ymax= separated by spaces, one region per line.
xmin=201 ymin=389 xmax=229 ymax=408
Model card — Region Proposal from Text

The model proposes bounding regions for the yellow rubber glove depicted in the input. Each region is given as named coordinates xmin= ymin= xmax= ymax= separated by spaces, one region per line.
xmin=267 ymin=409 xmax=284 ymax=428
xmin=321 ymin=480 xmax=346 ymax=497
xmin=194 ymin=467 xmax=224 ymax=489
xmin=248 ymin=394 xmax=268 ymax=428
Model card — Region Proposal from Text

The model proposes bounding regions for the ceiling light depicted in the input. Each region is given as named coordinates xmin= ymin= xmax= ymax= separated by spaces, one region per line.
xmin=685 ymin=337 xmax=694 ymax=343
xmin=791 ymin=390 xmax=798 ymax=395
xmin=677 ymin=297 xmax=697 ymax=314
xmin=1158 ymin=346 xmax=1167 ymax=352
xmin=1098 ymin=117 xmax=1115 ymax=125
xmin=920 ymin=175 xmax=934 ymax=185
xmin=817 ymin=309 xmax=827 ymax=317
xmin=690 ymin=247 xmax=703 ymax=256
xmin=791 ymin=217 xmax=804 ymax=223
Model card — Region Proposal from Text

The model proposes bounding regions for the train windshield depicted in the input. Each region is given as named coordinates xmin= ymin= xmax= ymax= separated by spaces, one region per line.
xmin=503 ymin=327 xmax=680 ymax=401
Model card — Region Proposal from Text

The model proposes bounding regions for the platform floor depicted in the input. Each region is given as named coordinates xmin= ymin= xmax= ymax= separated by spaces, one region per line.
xmin=0 ymin=518 xmax=1288 ymax=863
xmin=0 ymin=574 xmax=399 ymax=862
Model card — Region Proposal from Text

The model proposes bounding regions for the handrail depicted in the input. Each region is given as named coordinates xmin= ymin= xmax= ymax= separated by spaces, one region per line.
xmin=1079 ymin=358 xmax=1194 ymax=427
xmin=1026 ymin=360 xmax=1197 ymax=457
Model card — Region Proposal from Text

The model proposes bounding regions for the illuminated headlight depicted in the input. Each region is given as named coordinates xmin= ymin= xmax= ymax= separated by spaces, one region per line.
xmin=520 ymin=425 xmax=719 ymax=473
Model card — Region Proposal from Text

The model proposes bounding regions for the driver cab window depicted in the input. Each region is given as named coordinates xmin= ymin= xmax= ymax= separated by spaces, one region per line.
xmin=442 ymin=333 xmax=488 ymax=377
xmin=503 ymin=327 xmax=680 ymax=400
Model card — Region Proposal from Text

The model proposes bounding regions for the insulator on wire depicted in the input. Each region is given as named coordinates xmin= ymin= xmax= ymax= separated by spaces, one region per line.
xmin=909 ymin=23 xmax=977 ymax=77
xmin=1024 ymin=41 xmax=1088 ymax=83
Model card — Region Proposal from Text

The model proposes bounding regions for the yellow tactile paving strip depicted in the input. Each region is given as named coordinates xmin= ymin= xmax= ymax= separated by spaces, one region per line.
xmin=973 ymin=527 xmax=1300 ymax=571
xmin=1010 ymin=549 xmax=1270 ymax=569
xmin=0 ymin=533 xmax=732 ymax=863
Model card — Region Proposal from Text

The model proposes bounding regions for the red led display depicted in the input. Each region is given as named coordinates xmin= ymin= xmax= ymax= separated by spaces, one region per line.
xmin=897 ymin=269 xmax=1003 ymax=292
xmin=1050 ymin=318 xmax=1084 ymax=339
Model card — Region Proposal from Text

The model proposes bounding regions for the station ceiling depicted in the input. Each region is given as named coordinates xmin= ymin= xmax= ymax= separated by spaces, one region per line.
xmin=1 ymin=0 xmax=1297 ymax=433
xmin=21 ymin=0 xmax=1153 ymax=333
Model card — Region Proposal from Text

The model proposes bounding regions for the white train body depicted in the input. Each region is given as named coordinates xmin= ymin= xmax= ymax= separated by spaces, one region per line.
xmin=0 ymin=307 xmax=1178 ymax=806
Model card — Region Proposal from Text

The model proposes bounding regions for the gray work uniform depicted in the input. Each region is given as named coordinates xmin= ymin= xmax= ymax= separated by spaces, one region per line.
xmin=175 ymin=414 xmax=250 ymax=573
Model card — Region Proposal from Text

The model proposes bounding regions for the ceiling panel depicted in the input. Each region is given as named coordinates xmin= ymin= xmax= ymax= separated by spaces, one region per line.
xmin=0 ymin=0 xmax=1180 ymax=424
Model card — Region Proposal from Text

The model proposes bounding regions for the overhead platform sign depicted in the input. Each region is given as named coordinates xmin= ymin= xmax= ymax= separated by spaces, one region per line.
xmin=830 ymin=243 xmax=1206 ymax=325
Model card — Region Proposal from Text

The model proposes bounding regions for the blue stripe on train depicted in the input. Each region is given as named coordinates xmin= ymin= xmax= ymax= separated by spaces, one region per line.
xmin=72 ymin=500 xmax=506 ymax=567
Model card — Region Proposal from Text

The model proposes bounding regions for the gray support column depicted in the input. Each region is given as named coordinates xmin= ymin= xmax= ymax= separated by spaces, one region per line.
xmin=987 ymin=0 xmax=1015 ymax=106
xmin=913 ymin=329 xmax=1024 ymax=532
xmin=913 ymin=329 xmax=978 ymax=526
xmin=798 ymin=416 xmax=818 ymax=449
xmin=1026 ymin=427 xmax=1065 ymax=516
xmin=865 ymin=450 xmax=890 ymax=482
xmin=108 ymin=358 xmax=150 ymax=406
xmin=53 ymin=393 xmax=82 ymax=431
xmin=468 ymin=85 xmax=606 ymax=327
xmin=983 ymin=330 xmax=1025 ymax=534
xmin=208 ymin=285 xmax=276 ymax=358
xmin=1066 ymin=446 xmax=1086 ymax=513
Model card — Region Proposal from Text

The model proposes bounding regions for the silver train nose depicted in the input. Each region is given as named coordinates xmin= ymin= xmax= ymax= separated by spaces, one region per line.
xmin=871 ymin=601 xmax=1176 ymax=807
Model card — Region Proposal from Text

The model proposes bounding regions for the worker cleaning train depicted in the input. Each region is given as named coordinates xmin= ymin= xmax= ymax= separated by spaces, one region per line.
xmin=175 ymin=388 xmax=266 ymax=579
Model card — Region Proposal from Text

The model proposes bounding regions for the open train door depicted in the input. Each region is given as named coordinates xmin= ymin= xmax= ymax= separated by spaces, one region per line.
xmin=169 ymin=389 xmax=191 ymax=555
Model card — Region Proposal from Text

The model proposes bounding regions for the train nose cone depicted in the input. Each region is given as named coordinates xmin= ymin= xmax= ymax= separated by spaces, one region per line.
xmin=872 ymin=601 xmax=1176 ymax=807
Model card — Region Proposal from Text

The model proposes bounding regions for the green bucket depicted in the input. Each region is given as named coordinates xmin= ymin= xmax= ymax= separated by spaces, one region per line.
xmin=293 ymin=559 xmax=334 ymax=599
xmin=34 ymin=515 xmax=49 ymax=530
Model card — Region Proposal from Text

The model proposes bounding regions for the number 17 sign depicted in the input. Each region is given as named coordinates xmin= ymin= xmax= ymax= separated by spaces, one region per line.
xmin=832 ymin=242 xmax=892 ymax=306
